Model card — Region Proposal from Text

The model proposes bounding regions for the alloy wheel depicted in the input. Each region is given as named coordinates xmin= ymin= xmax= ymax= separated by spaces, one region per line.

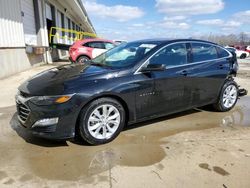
xmin=223 ymin=85 xmax=237 ymax=108
xmin=87 ymin=104 xmax=121 ymax=140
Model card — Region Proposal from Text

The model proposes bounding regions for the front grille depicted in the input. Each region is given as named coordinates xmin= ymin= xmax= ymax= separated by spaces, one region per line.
xmin=17 ymin=102 xmax=30 ymax=123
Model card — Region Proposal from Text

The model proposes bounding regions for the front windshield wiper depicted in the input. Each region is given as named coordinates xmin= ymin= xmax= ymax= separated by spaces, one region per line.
xmin=90 ymin=62 xmax=111 ymax=68
xmin=81 ymin=60 xmax=98 ymax=66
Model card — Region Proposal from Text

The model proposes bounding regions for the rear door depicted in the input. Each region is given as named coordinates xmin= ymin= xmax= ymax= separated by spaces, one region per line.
xmin=188 ymin=42 xmax=231 ymax=107
xmin=85 ymin=42 xmax=106 ymax=58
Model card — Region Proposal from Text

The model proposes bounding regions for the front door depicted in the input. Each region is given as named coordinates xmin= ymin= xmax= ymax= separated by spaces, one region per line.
xmin=135 ymin=42 xmax=193 ymax=118
xmin=134 ymin=73 xmax=156 ymax=119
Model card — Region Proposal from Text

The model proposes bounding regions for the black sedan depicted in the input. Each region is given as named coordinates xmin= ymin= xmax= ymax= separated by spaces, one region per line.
xmin=16 ymin=39 xmax=239 ymax=145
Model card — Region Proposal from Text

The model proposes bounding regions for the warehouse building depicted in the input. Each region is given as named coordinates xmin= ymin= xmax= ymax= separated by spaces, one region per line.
xmin=0 ymin=0 xmax=96 ymax=79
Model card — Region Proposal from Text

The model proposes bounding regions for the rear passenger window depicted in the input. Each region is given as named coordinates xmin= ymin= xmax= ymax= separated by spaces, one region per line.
xmin=150 ymin=43 xmax=187 ymax=67
xmin=191 ymin=43 xmax=218 ymax=62
xmin=84 ymin=42 xmax=105 ymax=49
xmin=216 ymin=47 xmax=230 ymax=58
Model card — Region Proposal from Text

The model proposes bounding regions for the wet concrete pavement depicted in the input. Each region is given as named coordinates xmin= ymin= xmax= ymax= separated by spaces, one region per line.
xmin=0 ymin=97 xmax=250 ymax=187
xmin=0 ymin=62 xmax=250 ymax=187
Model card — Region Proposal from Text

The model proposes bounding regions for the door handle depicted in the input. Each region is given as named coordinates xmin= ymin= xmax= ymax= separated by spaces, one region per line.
xmin=218 ymin=64 xmax=224 ymax=69
xmin=180 ymin=70 xmax=188 ymax=76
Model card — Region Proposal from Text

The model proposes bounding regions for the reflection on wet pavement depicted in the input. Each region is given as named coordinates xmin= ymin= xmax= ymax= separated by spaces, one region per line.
xmin=0 ymin=96 xmax=249 ymax=182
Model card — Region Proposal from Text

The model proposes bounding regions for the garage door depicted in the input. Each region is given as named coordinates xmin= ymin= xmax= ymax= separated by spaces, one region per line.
xmin=21 ymin=0 xmax=37 ymax=45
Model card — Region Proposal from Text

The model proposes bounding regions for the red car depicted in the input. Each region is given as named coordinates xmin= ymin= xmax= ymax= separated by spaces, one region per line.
xmin=235 ymin=45 xmax=250 ymax=53
xmin=245 ymin=46 xmax=250 ymax=53
xmin=69 ymin=39 xmax=116 ymax=63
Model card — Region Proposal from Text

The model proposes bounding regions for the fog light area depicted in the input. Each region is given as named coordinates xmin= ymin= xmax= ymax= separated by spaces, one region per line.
xmin=32 ymin=118 xmax=59 ymax=127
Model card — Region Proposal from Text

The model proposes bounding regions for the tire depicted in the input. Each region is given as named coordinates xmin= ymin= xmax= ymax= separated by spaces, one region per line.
xmin=240 ymin=53 xmax=246 ymax=59
xmin=76 ymin=56 xmax=90 ymax=64
xmin=213 ymin=80 xmax=238 ymax=112
xmin=78 ymin=98 xmax=126 ymax=145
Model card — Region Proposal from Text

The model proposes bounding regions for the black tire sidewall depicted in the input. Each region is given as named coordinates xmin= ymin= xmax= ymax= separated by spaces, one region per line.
xmin=77 ymin=56 xmax=90 ymax=64
xmin=240 ymin=54 xmax=246 ymax=59
xmin=79 ymin=98 xmax=125 ymax=145
xmin=217 ymin=80 xmax=238 ymax=112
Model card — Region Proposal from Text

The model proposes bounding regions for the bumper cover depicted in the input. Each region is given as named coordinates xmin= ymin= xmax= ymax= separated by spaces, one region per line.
xmin=16 ymin=120 xmax=75 ymax=140
xmin=15 ymin=95 xmax=81 ymax=140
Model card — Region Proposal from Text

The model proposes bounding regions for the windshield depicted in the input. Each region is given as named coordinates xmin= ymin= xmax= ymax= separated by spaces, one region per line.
xmin=91 ymin=42 xmax=158 ymax=68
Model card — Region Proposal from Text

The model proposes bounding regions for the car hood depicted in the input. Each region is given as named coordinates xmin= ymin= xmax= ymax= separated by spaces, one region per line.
xmin=18 ymin=64 xmax=118 ymax=96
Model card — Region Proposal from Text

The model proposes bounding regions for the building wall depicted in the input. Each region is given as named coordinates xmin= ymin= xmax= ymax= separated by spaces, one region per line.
xmin=44 ymin=0 xmax=93 ymax=61
xmin=0 ymin=49 xmax=43 ymax=78
xmin=0 ymin=0 xmax=25 ymax=47
xmin=0 ymin=0 xmax=95 ymax=79
xmin=0 ymin=0 xmax=44 ymax=79
xmin=21 ymin=0 xmax=37 ymax=45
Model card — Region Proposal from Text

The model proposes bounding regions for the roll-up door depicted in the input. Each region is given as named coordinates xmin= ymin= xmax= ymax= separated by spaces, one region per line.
xmin=21 ymin=0 xmax=37 ymax=45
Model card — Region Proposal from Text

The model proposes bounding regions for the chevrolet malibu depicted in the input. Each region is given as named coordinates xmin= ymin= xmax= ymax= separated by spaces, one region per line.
xmin=16 ymin=39 xmax=239 ymax=145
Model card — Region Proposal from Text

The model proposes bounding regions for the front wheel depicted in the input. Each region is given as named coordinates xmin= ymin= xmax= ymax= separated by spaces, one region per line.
xmin=213 ymin=80 xmax=238 ymax=112
xmin=79 ymin=98 xmax=126 ymax=145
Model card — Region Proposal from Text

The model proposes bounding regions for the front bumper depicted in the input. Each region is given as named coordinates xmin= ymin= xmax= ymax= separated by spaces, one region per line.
xmin=16 ymin=120 xmax=75 ymax=140
xmin=15 ymin=95 xmax=81 ymax=140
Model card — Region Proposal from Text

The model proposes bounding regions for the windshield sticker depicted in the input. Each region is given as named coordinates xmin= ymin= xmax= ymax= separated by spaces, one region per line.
xmin=139 ymin=44 xmax=156 ymax=49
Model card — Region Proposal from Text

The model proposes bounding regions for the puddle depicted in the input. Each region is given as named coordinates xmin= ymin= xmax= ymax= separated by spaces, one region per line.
xmin=0 ymin=96 xmax=250 ymax=182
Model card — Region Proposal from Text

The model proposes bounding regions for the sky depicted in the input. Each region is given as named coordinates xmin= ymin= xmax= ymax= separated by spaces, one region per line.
xmin=83 ymin=0 xmax=250 ymax=41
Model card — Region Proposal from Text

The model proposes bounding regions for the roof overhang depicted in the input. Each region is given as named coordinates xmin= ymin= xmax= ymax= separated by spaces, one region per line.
xmin=58 ymin=0 xmax=96 ymax=33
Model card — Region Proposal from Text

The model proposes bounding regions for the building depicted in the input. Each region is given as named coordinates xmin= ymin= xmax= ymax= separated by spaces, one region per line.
xmin=0 ymin=0 xmax=96 ymax=79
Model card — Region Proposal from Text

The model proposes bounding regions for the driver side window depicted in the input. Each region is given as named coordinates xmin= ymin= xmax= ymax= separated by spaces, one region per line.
xmin=149 ymin=43 xmax=188 ymax=67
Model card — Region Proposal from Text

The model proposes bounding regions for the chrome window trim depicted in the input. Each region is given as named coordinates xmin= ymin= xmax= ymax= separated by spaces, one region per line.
xmin=134 ymin=41 xmax=232 ymax=75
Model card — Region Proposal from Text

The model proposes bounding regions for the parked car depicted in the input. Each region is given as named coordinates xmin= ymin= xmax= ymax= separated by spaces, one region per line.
xmin=234 ymin=45 xmax=250 ymax=54
xmin=225 ymin=46 xmax=249 ymax=59
xmin=16 ymin=39 xmax=242 ymax=145
xmin=113 ymin=40 xmax=127 ymax=45
xmin=69 ymin=38 xmax=116 ymax=63
xmin=245 ymin=45 xmax=250 ymax=53
xmin=234 ymin=45 xmax=246 ymax=51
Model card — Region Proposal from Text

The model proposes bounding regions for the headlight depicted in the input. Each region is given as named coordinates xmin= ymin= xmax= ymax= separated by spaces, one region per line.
xmin=30 ymin=94 xmax=74 ymax=106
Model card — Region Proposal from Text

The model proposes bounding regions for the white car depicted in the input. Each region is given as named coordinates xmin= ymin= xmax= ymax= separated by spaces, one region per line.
xmin=225 ymin=47 xmax=249 ymax=59
xmin=113 ymin=40 xmax=127 ymax=45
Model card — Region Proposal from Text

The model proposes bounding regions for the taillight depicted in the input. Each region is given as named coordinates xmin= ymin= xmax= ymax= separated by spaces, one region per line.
xmin=70 ymin=47 xmax=77 ymax=53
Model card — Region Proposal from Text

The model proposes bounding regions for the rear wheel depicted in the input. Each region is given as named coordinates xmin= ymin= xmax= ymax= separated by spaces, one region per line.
xmin=78 ymin=98 xmax=125 ymax=145
xmin=76 ymin=56 xmax=90 ymax=64
xmin=240 ymin=53 xmax=247 ymax=59
xmin=213 ymin=80 xmax=238 ymax=112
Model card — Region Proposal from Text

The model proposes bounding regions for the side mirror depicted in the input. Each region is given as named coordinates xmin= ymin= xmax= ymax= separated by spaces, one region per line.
xmin=140 ymin=64 xmax=166 ymax=73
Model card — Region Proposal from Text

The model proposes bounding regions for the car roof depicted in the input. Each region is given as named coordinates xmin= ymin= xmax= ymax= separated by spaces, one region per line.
xmin=131 ymin=38 xmax=218 ymax=45
xmin=76 ymin=38 xmax=114 ymax=44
